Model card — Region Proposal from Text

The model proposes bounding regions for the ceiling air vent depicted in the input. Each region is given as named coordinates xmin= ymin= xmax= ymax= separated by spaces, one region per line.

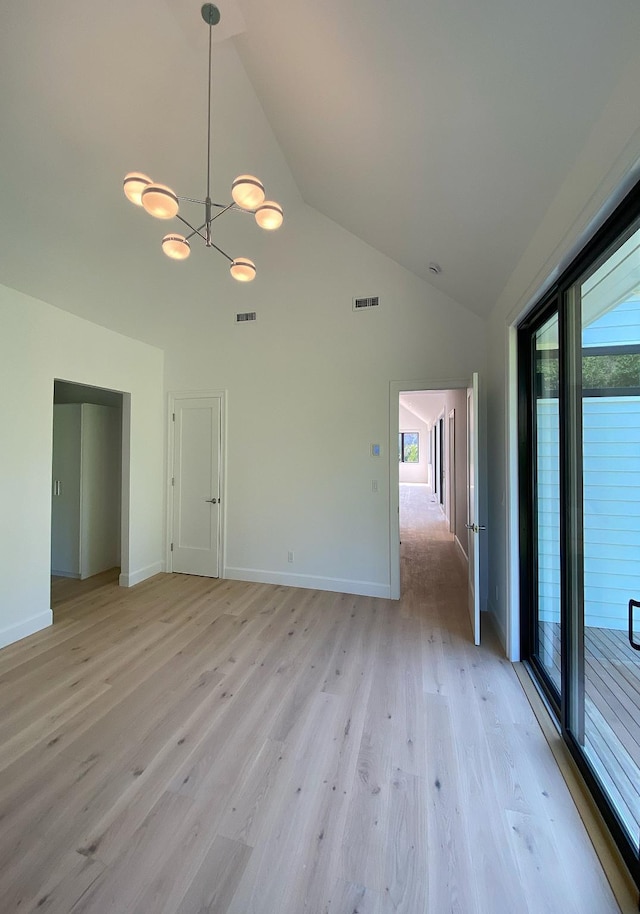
xmin=353 ymin=296 xmax=379 ymax=312
xmin=236 ymin=311 xmax=257 ymax=323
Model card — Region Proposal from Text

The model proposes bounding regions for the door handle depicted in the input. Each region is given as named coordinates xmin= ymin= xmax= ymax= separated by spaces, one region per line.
xmin=628 ymin=599 xmax=640 ymax=651
xmin=205 ymin=497 xmax=218 ymax=504
xmin=465 ymin=523 xmax=486 ymax=533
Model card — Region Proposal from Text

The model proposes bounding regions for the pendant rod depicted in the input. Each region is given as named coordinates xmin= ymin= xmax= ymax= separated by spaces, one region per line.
xmin=206 ymin=237 xmax=234 ymax=263
xmin=124 ymin=4 xmax=279 ymax=278
xmin=209 ymin=202 xmax=235 ymax=223
xmin=206 ymin=17 xmax=213 ymax=201
xmin=176 ymin=214 xmax=206 ymax=243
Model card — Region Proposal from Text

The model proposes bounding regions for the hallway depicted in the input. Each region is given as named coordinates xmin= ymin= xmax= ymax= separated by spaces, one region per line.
xmin=399 ymin=482 xmax=469 ymax=627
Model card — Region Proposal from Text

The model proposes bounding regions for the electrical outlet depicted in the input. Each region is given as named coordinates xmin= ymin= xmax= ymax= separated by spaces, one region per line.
xmin=288 ymin=551 xmax=294 ymax=563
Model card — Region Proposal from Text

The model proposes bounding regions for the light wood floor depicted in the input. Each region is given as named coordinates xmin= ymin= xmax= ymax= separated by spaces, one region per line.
xmin=0 ymin=484 xmax=622 ymax=913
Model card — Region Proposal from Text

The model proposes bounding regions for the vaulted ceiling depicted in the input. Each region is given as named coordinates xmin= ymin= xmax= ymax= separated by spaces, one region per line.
xmin=2 ymin=0 xmax=639 ymax=322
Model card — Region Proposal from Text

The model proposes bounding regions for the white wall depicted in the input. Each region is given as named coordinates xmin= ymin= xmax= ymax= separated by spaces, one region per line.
xmin=399 ymin=405 xmax=429 ymax=484
xmin=0 ymin=284 xmax=164 ymax=648
xmin=0 ymin=202 xmax=486 ymax=648
xmin=163 ymin=204 xmax=487 ymax=599
xmin=0 ymin=28 xmax=488 ymax=613
xmin=485 ymin=49 xmax=640 ymax=658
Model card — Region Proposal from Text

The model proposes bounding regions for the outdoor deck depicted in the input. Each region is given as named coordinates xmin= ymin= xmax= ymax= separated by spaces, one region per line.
xmin=539 ymin=620 xmax=640 ymax=850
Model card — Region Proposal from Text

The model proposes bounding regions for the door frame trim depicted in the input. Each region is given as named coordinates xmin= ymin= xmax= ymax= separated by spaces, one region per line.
xmin=448 ymin=408 xmax=456 ymax=534
xmin=166 ymin=390 xmax=227 ymax=576
xmin=51 ymin=382 xmax=130 ymax=586
xmin=389 ymin=377 xmax=471 ymax=600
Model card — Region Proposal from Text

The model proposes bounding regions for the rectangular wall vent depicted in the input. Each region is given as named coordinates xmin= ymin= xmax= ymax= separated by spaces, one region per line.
xmin=353 ymin=296 xmax=379 ymax=311
xmin=236 ymin=311 xmax=257 ymax=323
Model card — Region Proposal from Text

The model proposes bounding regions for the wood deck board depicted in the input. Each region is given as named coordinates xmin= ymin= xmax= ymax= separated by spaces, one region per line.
xmin=538 ymin=618 xmax=640 ymax=847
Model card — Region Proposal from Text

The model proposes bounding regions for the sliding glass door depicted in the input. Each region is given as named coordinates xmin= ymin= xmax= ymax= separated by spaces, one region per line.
xmin=571 ymin=224 xmax=640 ymax=857
xmin=520 ymin=183 xmax=640 ymax=886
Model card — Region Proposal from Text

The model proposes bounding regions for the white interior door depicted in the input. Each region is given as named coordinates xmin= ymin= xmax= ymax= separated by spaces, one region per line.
xmin=466 ymin=373 xmax=482 ymax=645
xmin=172 ymin=397 xmax=221 ymax=577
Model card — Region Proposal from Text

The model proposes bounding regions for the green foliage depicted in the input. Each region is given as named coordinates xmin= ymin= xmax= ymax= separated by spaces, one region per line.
xmin=582 ymin=353 xmax=640 ymax=389
xmin=536 ymin=350 xmax=640 ymax=396
xmin=404 ymin=443 xmax=419 ymax=463
xmin=399 ymin=432 xmax=420 ymax=463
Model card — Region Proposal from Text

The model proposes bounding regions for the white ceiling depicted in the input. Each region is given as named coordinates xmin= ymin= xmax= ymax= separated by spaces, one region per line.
xmin=2 ymin=0 xmax=640 ymax=320
xmin=400 ymin=391 xmax=447 ymax=427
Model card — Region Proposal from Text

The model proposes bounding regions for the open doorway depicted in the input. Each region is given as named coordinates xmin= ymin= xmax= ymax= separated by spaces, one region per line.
xmin=390 ymin=378 xmax=480 ymax=642
xmin=51 ymin=380 xmax=124 ymax=612
xmin=398 ymin=389 xmax=468 ymax=557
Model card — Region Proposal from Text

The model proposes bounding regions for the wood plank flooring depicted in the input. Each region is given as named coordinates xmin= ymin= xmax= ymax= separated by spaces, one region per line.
xmin=0 ymin=484 xmax=623 ymax=913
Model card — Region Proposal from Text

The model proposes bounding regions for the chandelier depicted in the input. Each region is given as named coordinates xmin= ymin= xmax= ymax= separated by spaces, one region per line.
xmin=123 ymin=3 xmax=283 ymax=282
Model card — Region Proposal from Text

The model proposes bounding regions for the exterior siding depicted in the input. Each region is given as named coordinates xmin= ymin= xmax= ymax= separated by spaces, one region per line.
xmin=537 ymin=396 xmax=640 ymax=630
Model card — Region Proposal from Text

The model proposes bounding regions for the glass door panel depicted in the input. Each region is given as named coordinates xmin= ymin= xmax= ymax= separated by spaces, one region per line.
xmin=575 ymin=222 xmax=640 ymax=853
xmin=533 ymin=313 xmax=562 ymax=696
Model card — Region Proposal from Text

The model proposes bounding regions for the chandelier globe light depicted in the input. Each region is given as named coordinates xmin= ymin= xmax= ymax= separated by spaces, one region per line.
xmin=162 ymin=234 xmax=191 ymax=260
xmin=141 ymin=184 xmax=180 ymax=220
xmin=123 ymin=172 xmax=151 ymax=206
xmin=123 ymin=3 xmax=282 ymax=282
xmin=255 ymin=201 xmax=284 ymax=231
xmin=230 ymin=258 xmax=256 ymax=282
xmin=231 ymin=176 xmax=265 ymax=210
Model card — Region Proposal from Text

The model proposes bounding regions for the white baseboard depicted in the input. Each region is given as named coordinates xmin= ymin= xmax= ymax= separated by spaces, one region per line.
xmin=224 ymin=566 xmax=391 ymax=599
xmin=120 ymin=561 xmax=164 ymax=588
xmin=485 ymin=597 xmax=507 ymax=655
xmin=454 ymin=535 xmax=468 ymax=565
xmin=51 ymin=570 xmax=80 ymax=579
xmin=0 ymin=610 xmax=53 ymax=650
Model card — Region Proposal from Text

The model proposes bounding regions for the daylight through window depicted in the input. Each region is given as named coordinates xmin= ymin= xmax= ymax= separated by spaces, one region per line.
xmin=398 ymin=431 xmax=419 ymax=463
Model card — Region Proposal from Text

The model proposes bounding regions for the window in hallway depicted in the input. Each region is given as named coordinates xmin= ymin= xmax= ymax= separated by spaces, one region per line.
xmin=398 ymin=431 xmax=419 ymax=463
